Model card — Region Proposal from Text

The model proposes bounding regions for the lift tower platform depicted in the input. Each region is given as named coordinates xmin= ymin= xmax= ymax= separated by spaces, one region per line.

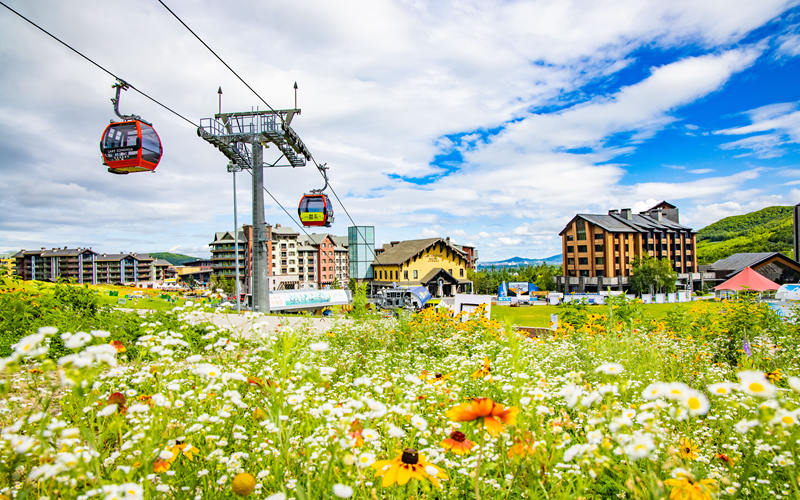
xmin=198 ymin=109 xmax=311 ymax=312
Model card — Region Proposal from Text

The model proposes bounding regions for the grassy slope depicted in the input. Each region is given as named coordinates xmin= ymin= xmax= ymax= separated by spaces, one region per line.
xmin=491 ymin=301 xmax=723 ymax=327
xmin=696 ymin=205 xmax=794 ymax=264
xmin=146 ymin=252 xmax=201 ymax=265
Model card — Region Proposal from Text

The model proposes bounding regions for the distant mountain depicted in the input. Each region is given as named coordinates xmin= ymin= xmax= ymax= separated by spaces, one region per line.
xmin=146 ymin=252 xmax=202 ymax=266
xmin=478 ymin=254 xmax=562 ymax=269
xmin=696 ymin=206 xmax=795 ymax=264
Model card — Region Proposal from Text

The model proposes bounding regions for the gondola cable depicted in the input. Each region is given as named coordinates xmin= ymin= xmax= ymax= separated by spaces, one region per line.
xmin=0 ymin=1 xmax=199 ymax=129
xmin=0 ymin=0 xmax=321 ymax=239
xmin=156 ymin=0 xmax=386 ymax=266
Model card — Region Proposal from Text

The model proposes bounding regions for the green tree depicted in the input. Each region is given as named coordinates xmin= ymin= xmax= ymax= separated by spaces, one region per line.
xmin=629 ymin=255 xmax=677 ymax=295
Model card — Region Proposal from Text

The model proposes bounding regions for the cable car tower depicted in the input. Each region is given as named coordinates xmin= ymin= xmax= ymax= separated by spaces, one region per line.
xmin=197 ymin=107 xmax=311 ymax=313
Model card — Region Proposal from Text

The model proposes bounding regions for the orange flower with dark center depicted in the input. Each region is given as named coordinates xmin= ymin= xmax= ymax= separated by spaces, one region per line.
xmin=110 ymin=340 xmax=126 ymax=353
xmin=445 ymin=398 xmax=518 ymax=436
xmin=440 ymin=430 xmax=475 ymax=455
xmin=247 ymin=376 xmax=264 ymax=387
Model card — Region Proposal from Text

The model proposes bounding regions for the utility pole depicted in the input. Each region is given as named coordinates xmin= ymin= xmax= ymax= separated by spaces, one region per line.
xmin=228 ymin=161 xmax=242 ymax=313
xmin=198 ymin=105 xmax=310 ymax=313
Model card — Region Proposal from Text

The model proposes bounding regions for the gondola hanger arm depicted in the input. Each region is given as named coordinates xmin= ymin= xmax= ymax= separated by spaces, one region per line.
xmin=111 ymin=79 xmax=150 ymax=124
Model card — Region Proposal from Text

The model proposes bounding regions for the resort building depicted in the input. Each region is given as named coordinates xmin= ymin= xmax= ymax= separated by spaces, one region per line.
xmin=209 ymin=224 xmax=350 ymax=291
xmin=13 ymin=248 xmax=98 ymax=284
xmin=297 ymin=234 xmax=349 ymax=289
xmin=556 ymin=202 xmax=701 ymax=291
xmin=705 ymin=252 xmax=800 ymax=285
xmin=95 ymin=253 xmax=155 ymax=284
xmin=370 ymin=237 xmax=473 ymax=297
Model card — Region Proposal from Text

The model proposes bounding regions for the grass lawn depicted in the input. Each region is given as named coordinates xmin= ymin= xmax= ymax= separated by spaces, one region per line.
xmin=491 ymin=299 xmax=723 ymax=327
xmin=8 ymin=279 xmax=194 ymax=312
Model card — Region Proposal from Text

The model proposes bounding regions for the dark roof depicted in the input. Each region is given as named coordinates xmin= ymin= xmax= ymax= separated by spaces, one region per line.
xmin=153 ymin=259 xmax=173 ymax=267
xmin=560 ymin=211 xmax=692 ymax=235
xmin=15 ymin=248 xmax=96 ymax=258
xmin=96 ymin=253 xmax=152 ymax=263
xmin=649 ymin=201 xmax=676 ymax=210
xmin=373 ymin=238 xmax=467 ymax=266
xmin=708 ymin=252 xmax=800 ymax=278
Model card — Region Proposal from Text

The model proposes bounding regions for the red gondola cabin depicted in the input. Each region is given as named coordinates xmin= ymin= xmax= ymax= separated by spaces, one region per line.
xmin=100 ymin=120 xmax=162 ymax=174
xmin=298 ymin=194 xmax=334 ymax=227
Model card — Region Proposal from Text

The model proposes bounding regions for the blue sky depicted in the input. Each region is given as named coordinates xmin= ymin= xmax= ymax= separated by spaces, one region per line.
xmin=1 ymin=0 xmax=800 ymax=262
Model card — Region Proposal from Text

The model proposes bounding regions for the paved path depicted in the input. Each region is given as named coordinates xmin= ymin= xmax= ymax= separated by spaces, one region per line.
xmin=180 ymin=311 xmax=342 ymax=339
xmin=117 ymin=307 xmax=349 ymax=338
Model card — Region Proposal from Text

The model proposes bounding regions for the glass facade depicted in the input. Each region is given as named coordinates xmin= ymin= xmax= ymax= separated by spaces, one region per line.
xmin=348 ymin=226 xmax=374 ymax=279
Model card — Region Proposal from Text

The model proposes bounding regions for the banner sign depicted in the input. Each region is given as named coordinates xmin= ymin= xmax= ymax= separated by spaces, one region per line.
xmin=269 ymin=289 xmax=351 ymax=311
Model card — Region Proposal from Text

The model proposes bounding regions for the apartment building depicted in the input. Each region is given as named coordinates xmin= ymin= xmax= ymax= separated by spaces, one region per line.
xmin=559 ymin=201 xmax=697 ymax=280
xmin=13 ymin=248 xmax=98 ymax=284
xmin=297 ymin=234 xmax=349 ymax=288
xmin=95 ymin=253 xmax=154 ymax=284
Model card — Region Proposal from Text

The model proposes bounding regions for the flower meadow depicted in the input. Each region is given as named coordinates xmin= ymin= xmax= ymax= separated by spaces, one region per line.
xmin=1 ymin=292 xmax=800 ymax=499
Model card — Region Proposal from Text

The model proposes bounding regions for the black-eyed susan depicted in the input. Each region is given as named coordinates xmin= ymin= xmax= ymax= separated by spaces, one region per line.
xmin=471 ymin=358 xmax=492 ymax=379
xmin=678 ymin=438 xmax=699 ymax=461
xmin=445 ymin=398 xmax=518 ymax=436
xmin=440 ymin=431 xmax=475 ymax=455
xmin=372 ymin=448 xmax=448 ymax=487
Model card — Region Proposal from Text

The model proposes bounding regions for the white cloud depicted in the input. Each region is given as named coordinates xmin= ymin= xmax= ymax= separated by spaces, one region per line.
xmin=776 ymin=33 xmax=800 ymax=58
xmin=688 ymin=168 xmax=714 ymax=174
xmin=715 ymin=102 xmax=800 ymax=157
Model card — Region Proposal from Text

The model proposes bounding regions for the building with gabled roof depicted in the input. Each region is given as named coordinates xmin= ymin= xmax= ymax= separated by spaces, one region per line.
xmin=557 ymin=202 xmax=697 ymax=290
xmin=370 ymin=237 xmax=472 ymax=297
xmin=706 ymin=252 xmax=800 ymax=284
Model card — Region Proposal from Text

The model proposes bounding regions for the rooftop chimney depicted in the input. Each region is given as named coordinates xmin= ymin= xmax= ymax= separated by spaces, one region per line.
xmin=608 ymin=209 xmax=619 ymax=215
xmin=621 ymin=208 xmax=632 ymax=220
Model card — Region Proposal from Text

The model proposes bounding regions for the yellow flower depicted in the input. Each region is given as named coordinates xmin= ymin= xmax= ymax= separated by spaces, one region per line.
xmin=678 ymin=438 xmax=699 ymax=461
xmin=372 ymin=448 xmax=448 ymax=487
xmin=472 ymin=357 xmax=492 ymax=379
xmin=231 ymin=472 xmax=256 ymax=496
xmin=664 ymin=477 xmax=716 ymax=500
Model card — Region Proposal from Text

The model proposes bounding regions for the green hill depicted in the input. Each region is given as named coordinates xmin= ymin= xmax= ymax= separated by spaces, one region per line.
xmin=696 ymin=206 xmax=795 ymax=264
xmin=146 ymin=252 xmax=202 ymax=265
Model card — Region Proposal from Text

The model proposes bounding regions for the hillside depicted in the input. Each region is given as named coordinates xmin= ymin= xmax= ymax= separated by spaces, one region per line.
xmin=478 ymin=254 xmax=562 ymax=269
xmin=146 ymin=252 xmax=202 ymax=265
xmin=696 ymin=206 xmax=794 ymax=264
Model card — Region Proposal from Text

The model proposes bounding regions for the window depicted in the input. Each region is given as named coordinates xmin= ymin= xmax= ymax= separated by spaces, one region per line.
xmin=580 ymin=270 xmax=589 ymax=277
xmin=578 ymin=257 xmax=588 ymax=265
xmin=576 ymin=219 xmax=586 ymax=240
xmin=577 ymin=245 xmax=587 ymax=253
xmin=595 ymin=244 xmax=603 ymax=252
xmin=567 ymin=258 xmax=575 ymax=265
xmin=595 ymin=257 xmax=604 ymax=265
xmin=594 ymin=233 xmax=603 ymax=240
xmin=566 ymin=235 xmax=574 ymax=241
xmin=567 ymin=245 xmax=574 ymax=253
xmin=460 ymin=269 xmax=464 ymax=277
xmin=404 ymin=270 xmax=408 ymax=280
xmin=413 ymin=270 xmax=418 ymax=279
